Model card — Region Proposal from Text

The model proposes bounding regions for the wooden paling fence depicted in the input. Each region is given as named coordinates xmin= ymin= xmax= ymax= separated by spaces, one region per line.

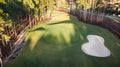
xmin=0 ymin=16 xmax=51 ymax=66
xmin=56 ymin=8 xmax=120 ymax=38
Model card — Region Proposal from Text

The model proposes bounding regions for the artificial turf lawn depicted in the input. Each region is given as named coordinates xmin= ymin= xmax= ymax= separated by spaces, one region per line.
xmin=6 ymin=11 xmax=120 ymax=67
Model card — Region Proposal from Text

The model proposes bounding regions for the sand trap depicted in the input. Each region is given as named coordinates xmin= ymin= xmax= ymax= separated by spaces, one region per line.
xmin=81 ymin=35 xmax=111 ymax=57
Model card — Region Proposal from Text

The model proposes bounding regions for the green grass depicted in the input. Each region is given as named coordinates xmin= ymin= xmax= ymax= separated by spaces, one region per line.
xmin=6 ymin=11 xmax=120 ymax=67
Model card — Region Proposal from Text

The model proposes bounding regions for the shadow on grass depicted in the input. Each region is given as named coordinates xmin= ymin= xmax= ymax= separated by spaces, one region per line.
xmin=31 ymin=27 xmax=46 ymax=32
xmin=6 ymin=12 xmax=120 ymax=67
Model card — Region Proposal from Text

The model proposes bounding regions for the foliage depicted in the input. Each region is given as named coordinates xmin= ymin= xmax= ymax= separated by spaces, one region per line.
xmin=105 ymin=3 xmax=120 ymax=15
xmin=0 ymin=0 xmax=28 ymax=23
xmin=56 ymin=0 xmax=68 ymax=8
xmin=0 ymin=0 xmax=56 ymax=23
xmin=6 ymin=11 xmax=120 ymax=67
xmin=76 ymin=0 xmax=92 ymax=9
xmin=95 ymin=1 xmax=120 ymax=15
xmin=0 ymin=9 xmax=10 ymax=43
xmin=0 ymin=0 xmax=56 ymax=62
xmin=0 ymin=0 xmax=57 ymax=44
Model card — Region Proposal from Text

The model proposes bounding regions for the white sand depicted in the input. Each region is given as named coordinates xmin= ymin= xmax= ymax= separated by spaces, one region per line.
xmin=81 ymin=35 xmax=111 ymax=57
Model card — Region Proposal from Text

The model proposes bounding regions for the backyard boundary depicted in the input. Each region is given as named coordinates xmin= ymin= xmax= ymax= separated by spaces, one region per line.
xmin=56 ymin=8 xmax=120 ymax=38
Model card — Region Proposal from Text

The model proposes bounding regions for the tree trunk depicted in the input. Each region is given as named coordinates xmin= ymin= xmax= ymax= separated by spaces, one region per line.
xmin=0 ymin=48 xmax=3 ymax=67
xmin=29 ymin=15 xmax=31 ymax=28
xmin=83 ymin=8 xmax=87 ymax=22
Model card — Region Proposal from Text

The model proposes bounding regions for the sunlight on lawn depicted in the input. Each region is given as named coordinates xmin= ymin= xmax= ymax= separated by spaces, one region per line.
xmin=28 ymin=14 xmax=76 ymax=50
xmin=6 ymin=11 xmax=120 ymax=67
xmin=28 ymin=31 xmax=44 ymax=51
xmin=43 ymin=23 xmax=75 ymax=45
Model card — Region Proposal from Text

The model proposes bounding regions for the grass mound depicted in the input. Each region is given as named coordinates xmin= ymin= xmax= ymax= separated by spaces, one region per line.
xmin=6 ymin=11 xmax=120 ymax=67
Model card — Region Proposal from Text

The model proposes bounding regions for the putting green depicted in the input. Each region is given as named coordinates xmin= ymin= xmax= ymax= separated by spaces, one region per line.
xmin=6 ymin=11 xmax=120 ymax=67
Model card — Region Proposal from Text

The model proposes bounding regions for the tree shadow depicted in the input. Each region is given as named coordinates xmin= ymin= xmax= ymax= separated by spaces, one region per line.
xmin=5 ymin=11 xmax=88 ymax=67
xmin=5 ymin=11 xmax=120 ymax=67
xmin=27 ymin=13 xmax=120 ymax=67
xmin=31 ymin=27 xmax=46 ymax=32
